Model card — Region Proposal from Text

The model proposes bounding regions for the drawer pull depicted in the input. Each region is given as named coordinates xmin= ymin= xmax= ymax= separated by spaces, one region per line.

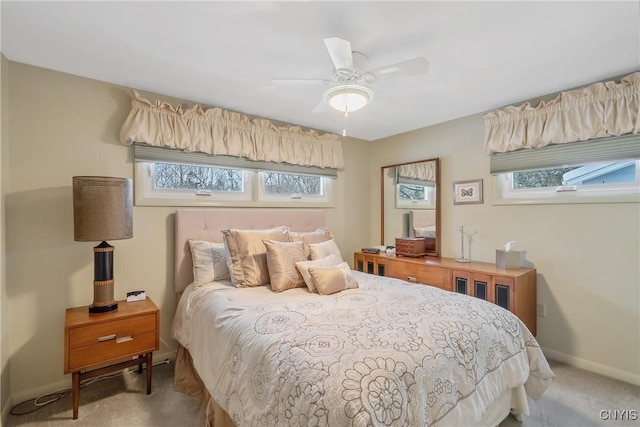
xmin=116 ymin=336 xmax=133 ymax=344
xmin=98 ymin=334 xmax=116 ymax=342
xmin=406 ymin=276 xmax=418 ymax=283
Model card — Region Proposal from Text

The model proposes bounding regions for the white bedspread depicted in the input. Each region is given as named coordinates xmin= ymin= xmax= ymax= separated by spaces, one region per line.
xmin=173 ymin=271 xmax=554 ymax=427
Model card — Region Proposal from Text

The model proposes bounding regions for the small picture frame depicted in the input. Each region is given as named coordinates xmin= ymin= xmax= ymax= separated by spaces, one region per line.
xmin=453 ymin=179 xmax=483 ymax=205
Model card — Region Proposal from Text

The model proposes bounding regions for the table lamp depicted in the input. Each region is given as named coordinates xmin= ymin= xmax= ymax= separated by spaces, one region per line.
xmin=73 ymin=176 xmax=133 ymax=313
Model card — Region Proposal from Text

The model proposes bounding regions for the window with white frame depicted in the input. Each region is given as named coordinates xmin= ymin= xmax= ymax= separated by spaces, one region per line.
xmin=492 ymin=135 xmax=640 ymax=204
xmin=133 ymin=146 xmax=335 ymax=207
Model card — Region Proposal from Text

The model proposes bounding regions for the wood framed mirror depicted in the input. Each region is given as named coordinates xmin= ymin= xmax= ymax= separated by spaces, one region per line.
xmin=380 ymin=158 xmax=440 ymax=257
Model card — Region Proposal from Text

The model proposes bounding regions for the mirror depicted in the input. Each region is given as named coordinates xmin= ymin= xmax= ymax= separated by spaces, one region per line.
xmin=381 ymin=158 xmax=440 ymax=257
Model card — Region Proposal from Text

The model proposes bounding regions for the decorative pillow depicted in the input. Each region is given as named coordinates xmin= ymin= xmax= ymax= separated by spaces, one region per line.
xmin=308 ymin=262 xmax=359 ymax=295
xmin=295 ymin=254 xmax=340 ymax=293
xmin=264 ymin=240 xmax=307 ymax=292
xmin=188 ymin=240 xmax=230 ymax=287
xmin=222 ymin=226 xmax=290 ymax=287
xmin=414 ymin=226 xmax=436 ymax=238
xmin=308 ymin=239 xmax=344 ymax=262
xmin=290 ymin=228 xmax=334 ymax=258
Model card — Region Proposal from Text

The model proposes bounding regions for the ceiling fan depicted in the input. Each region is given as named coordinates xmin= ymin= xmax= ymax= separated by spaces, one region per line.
xmin=272 ymin=37 xmax=430 ymax=114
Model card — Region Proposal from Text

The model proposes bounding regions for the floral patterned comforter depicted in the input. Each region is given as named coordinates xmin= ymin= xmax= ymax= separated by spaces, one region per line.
xmin=174 ymin=271 xmax=554 ymax=426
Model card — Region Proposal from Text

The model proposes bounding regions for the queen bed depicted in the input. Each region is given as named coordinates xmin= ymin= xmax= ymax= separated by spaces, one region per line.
xmin=171 ymin=208 xmax=554 ymax=426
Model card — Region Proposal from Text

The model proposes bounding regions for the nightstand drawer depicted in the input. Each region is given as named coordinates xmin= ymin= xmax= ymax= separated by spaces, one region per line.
xmin=68 ymin=329 xmax=157 ymax=371
xmin=69 ymin=314 xmax=156 ymax=349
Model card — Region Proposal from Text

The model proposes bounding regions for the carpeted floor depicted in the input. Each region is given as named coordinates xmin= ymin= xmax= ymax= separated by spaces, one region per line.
xmin=5 ymin=359 xmax=639 ymax=426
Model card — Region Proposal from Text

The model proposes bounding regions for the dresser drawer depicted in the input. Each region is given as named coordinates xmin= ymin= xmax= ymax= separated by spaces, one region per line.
xmin=388 ymin=260 xmax=451 ymax=290
xmin=67 ymin=329 xmax=157 ymax=372
xmin=69 ymin=314 xmax=156 ymax=349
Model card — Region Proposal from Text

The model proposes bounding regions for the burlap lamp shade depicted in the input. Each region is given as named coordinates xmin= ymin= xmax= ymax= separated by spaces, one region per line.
xmin=73 ymin=176 xmax=133 ymax=313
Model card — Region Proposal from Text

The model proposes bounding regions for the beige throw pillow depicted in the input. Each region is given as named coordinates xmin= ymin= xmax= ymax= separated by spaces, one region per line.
xmin=295 ymin=254 xmax=340 ymax=293
xmin=222 ymin=226 xmax=290 ymax=287
xmin=188 ymin=240 xmax=230 ymax=287
xmin=264 ymin=240 xmax=307 ymax=292
xmin=308 ymin=262 xmax=359 ymax=295
xmin=308 ymin=239 xmax=344 ymax=262
xmin=290 ymin=228 xmax=334 ymax=258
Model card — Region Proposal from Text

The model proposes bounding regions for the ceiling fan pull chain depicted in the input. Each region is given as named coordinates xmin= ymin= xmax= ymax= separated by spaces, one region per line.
xmin=342 ymin=111 xmax=348 ymax=137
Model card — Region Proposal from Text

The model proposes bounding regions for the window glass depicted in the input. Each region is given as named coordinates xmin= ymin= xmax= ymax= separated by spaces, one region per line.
xmin=135 ymin=162 xmax=333 ymax=207
xmin=495 ymin=160 xmax=639 ymax=204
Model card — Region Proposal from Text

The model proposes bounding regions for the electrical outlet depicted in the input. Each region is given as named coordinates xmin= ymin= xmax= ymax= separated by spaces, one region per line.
xmin=536 ymin=303 xmax=547 ymax=318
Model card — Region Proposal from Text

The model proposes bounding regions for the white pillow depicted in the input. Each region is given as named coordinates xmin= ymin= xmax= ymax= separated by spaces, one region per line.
xmin=308 ymin=239 xmax=344 ymax=262
xmin=188 ymin=240 xmax=231 ymax=287
xmin=296 ymin=254 xmax=340 ymax=293
xmin=308 ymin=262 xmax=359 ymax=295
xmin=414 ymin=226 xmax=436 ymax=238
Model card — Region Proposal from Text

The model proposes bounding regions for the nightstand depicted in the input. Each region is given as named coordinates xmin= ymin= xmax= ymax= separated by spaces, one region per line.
xmin=64 ymin=297 xmax=159 ymax=419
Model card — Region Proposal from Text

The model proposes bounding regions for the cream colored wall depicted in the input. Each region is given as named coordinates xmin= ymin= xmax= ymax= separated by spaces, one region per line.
xmin=370 ymin=115 xmax=640 ymax=385
xmin=4 ymin=61 xmax=371 ymax=401
xmin=1 ymin=53 xmax=11 ymax=418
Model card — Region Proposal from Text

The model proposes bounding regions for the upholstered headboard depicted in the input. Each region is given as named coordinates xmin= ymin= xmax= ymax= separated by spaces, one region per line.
xmin=409 ymin=210 xmax=436 ymax=237
xmin=174 ymin=209 xmax=325 ymax=292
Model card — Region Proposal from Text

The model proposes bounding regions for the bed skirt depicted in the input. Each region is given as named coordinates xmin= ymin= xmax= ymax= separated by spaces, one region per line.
xmin=173 ymin=345 xmax=529 ymax=427
xmin=174 ymin=345 xmax=235 ymax=427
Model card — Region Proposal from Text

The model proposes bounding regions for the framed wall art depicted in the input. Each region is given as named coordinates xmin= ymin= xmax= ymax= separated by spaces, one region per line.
xmin=453 ymin=179 xmax=483 ymax=205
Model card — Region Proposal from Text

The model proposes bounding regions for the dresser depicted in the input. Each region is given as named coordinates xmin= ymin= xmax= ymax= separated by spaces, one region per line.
xmin=353 ymin=252 xmax=537 ymax=335
xmin=64 ymin=297 xmax=160 ymax=419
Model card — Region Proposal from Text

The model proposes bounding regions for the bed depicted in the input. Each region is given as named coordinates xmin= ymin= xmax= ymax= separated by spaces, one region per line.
xmin=409 ymin=210 xmax=436 ymax=252
xmin=171 ymin=208 xmax=554 ymax=427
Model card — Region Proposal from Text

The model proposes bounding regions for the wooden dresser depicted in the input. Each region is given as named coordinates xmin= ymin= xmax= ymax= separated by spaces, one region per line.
xmin=353 ymin=252 xmax=537 ymax=335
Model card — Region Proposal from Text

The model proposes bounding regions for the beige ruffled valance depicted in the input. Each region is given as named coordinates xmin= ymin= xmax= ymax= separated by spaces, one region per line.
xmin=483 ymin=72 xmax=640 ymax=154
xmin=397 ymin=162 xmax=437 ymax=182
xmin=120 ymin=90 xmax=344 ymax=169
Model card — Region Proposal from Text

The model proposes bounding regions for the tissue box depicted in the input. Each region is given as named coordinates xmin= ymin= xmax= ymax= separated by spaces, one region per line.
xmin=496 ymin=250 xmax=521 ymax=269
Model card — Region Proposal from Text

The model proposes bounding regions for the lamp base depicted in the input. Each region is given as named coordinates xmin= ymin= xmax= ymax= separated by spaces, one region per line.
xmin=89 ymin=302 xmax=118 ymax=313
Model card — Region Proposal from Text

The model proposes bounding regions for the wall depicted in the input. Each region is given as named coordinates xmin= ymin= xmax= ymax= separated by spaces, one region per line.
xmin=370 ymin=114 xmax=640 ymax=385
xmin=1 ymin=53 xmax=10 ymax=421
xmin=4 ymin=61 xmax=371 ymax=401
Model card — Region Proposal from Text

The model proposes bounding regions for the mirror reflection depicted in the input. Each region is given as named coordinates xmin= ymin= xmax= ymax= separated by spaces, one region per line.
xmin=381 ymin=158 xmax=440 ymax=257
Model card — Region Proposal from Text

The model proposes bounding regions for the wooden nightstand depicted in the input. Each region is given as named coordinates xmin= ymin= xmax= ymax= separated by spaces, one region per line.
xmin=64 ymin=297 xmax=159 ymax=419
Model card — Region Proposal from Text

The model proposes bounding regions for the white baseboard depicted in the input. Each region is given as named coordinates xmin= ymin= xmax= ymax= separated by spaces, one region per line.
xmin=542 ymin=346 xmax=640 ymax=386
xmin=8 ymin=349 xmax=177 ymax=411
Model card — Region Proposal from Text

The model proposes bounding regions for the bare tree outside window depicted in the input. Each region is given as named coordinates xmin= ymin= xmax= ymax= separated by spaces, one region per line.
xmin=262 ymin=172 xmax=322 ymax=195
xmin=155 ymin=163 xmax=243 ymax=191
xmin=398 ymin=184 xmax=426 ymax=201
xmin=513 ymin=167 xmax=577 ymax=188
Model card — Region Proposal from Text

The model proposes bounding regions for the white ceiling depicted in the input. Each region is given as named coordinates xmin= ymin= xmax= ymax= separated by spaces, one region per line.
xmin=1 ymin=1 xmax=638 ymax=141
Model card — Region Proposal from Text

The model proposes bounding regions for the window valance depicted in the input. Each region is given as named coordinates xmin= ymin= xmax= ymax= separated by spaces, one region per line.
xmin=397 ymin=162 xmax=437 ymax=185
xmin=120 ymin=90 xmax=344 ymax=169
xmin=483 ymin=72 xmax=640 ymax=154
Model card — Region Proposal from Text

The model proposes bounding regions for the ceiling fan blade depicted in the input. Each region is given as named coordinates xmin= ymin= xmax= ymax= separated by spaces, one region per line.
xmin=271 ymin=78 xmax=331 ymax=86
xmin=368 ymin=57 xmax=430 ymax=79
xmin=324 ymin=37 xmax=354 ymax=71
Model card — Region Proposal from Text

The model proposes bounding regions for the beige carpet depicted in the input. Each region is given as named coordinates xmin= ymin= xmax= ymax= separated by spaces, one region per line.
xmin=5 ymin=359 xmax=639 ymax=427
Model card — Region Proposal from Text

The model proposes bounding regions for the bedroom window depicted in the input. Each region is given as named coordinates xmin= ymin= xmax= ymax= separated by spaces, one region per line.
xmin=495 ymin=160 xmax=639 ymax=204
xmin=491 ymin=134 xmax=640 ymax=205
xmin=258 ymin=172 xmax=330 ymax=202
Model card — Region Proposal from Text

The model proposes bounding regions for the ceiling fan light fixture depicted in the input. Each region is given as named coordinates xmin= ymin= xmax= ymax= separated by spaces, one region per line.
xmin=323 ymin=85 xmax=374 ymax=113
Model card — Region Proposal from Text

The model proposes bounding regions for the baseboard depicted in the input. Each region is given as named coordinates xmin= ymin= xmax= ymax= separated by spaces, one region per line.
xmin=542 ymin=346 xmax=640 ymax=386
xmin=8 ymin=349 xmax=177 ymax=410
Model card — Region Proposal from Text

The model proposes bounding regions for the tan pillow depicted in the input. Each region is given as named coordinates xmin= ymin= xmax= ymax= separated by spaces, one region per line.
xmin=290 ymin=228 xmax=334 ymax=258
xmin=308 ymin=239 xmax=343 ymax=262
xmin=188 ymin=240 xmax=230 ymax=287
xmin=264 ymin=240 xmax=307 ymax=292
xmin=295 ymin=254 xmax=341 ymax=293
xmin=222 ymin=226 xmax=290 ymax=287
xmin=308 ymin=262 xmax=359 ymax=295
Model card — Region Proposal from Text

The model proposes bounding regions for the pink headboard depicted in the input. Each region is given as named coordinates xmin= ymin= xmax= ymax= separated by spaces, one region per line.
xmin=174 ymin=208 xmax=325 ymax=292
